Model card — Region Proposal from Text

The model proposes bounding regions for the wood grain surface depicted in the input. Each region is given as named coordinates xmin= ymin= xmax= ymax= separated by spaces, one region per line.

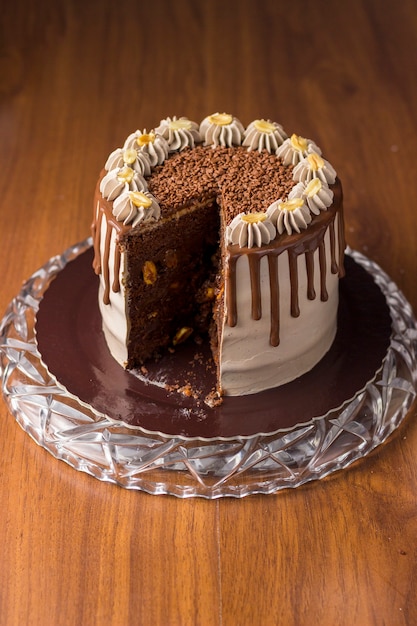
xmin=1 ymin=1 xmax=417 ymax=624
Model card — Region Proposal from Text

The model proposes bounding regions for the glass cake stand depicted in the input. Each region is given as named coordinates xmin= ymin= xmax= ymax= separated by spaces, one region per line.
xmin=1 ymin=238 xmax=417 ymax=498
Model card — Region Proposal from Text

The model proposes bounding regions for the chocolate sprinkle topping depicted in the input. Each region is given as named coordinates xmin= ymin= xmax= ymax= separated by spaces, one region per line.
xmin=148 ymin=146 xmax=295 ymax=221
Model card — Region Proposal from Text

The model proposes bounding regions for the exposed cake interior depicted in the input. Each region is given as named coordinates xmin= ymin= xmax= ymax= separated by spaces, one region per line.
xmin=121 ymin=197 xmax=221 ymax=368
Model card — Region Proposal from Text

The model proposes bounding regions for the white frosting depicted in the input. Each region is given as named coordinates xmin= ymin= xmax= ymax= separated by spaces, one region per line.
xmin=104 ymin=147 xmax=153 ymax=177
xmin=276 ymin=134 xmax=322 ymax=166
xmin=112 ymin=190 xmax=160 ymax=227
xmin=99 ymin=166 xmax=147 ymax=201
xmin=242 ymin=119 xmax=287 ymax=152
xmin=267 ymin=197 xmax=312 ymax=235
xmin=123 ymin=130 xmax=169 ymax=166
xmin=219 ymin=223 xmax=340 ymax=395
xmin=200 ymin=113 xmax=244 ymax=147
xmin=226 ymin=212 xmax=276 ymax=248
xmin=289 ymin=180 xmax=334 ymax=215
xmin=293 ymin=152 xmax=337 ymax=185
xmin=105 ymin=148 xmax=125 ymax=171
xmin=154 ymin=116 xmax=201 ymax=151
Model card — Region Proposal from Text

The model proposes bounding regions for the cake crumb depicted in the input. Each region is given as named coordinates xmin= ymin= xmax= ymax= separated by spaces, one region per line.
xmin=204 ymin=390 xmax=223 ymax=407
xmin=177 ymin=384 xmax=200 ymax=400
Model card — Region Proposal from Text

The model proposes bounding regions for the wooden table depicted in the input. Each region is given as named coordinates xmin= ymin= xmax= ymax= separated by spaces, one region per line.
xmin=1 ymin=1 xmax=417 ymax=624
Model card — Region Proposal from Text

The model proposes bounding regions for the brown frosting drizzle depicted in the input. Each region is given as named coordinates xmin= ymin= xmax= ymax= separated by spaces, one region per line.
xmin=267 ymin=255 xmax=280 ymax=346
xmin=329 ymin=219 xmax=338 ymax=274
xmin=318 ymin=241 xmax=328 ymax=301
xmin=92 ymin=190 xmax=127 ymax=305
xmin=248 ymin=255 xmax=262 ymax=320
xmin=305 ymin=251 xmax=316 ymax=300
xmin=288 ymin=251 xmax=300 ymax=317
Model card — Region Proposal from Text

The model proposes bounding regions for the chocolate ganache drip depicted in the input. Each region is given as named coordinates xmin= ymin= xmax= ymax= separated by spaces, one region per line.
xmin=92 ymin=194 xmax=126 ymax=305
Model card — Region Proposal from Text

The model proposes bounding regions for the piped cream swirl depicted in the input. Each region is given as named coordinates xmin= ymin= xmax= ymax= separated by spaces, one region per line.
xmin=276 ymin=134 xmax=322 ymax=166
xmin=242 ymin=119 xmax=287 ymax=153
xmin=100 ymin=166 xmax=147 ymax=201
xmin=105 ymin=147 xmax=152 ymax=176
xmin=267 ymin=197 xmax=312 ymax=235
xmin=226 ymin=212 xmax=276 ymax=248
xmin=290 ymin=180 xmax=334 ymax=215
xmin=200 ymin=113 xmax=244 ymax=147
xmin=155 ymin=116 xmax=201 ymax=151
xmin=292 ymin=152 xmax=337 ymax=185
xmin=112 ymin=190 xmax=161 ymax=227
xmin=123 ymin=130 xmax=169 ymax=166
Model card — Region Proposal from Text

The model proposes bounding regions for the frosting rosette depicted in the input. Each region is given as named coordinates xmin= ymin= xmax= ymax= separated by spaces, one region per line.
xmin=290 ymin=179 xmax=334 ymax=215
xmin=99 ymin=166 xmax=148 ymax=201
xmin=276 ymin=134 xmax=322 ymax=166
xmin=104 ymin=147 xmax=152 ymax=177
xmin=200 ymin=113 xmax=244 ymax=148
xmin=242 ymin=119 xmax=287 ymax=153
xmin=112 ymin=190 xmax=160 ymax=227
xmin=267 ymin=197 xmax=312 ymax=235
xmin=104 ymin=148 xmax=125 ymax=171
xmin=226 ymin=212 xmax=276 ymax=248
xmin=154 ymin=116 xmax=201 ymax=151
xmin=292 ymin=152 xmax=337 ymax=185
xmin=123 ymin=130 xmax=169 ymax=167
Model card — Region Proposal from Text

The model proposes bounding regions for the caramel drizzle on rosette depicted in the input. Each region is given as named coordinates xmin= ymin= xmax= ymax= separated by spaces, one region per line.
xmin=225 ymin=195 xmax=345 ymax=347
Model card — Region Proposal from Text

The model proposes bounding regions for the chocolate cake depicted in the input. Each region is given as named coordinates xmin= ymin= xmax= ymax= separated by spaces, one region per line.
xmin=92 ymin=114 xmax=345 ymax=400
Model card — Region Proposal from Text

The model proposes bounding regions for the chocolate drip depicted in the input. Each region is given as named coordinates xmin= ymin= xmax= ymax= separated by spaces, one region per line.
xmin=318 ymin=241 xmax=328 ymax=301
xmin=112 ymin=246 xmax=121 ymax=294
xmin=305 ymin=251 xmax=316 ymax=300
xmin=92 ymin=196 xmax=127 ymax=305
xmin=92 ymin=203 xmax=102 ymax=276
xmin=337 ymin=210 xmax=346 ymax=277
xmin=288 ymin=251 xmax=300 ymax=317
xmin=102 ymin=224 xmax=112 ymax=305
xmin=248 ymin=255 xmax=262 ymax=320
xmin=268 ymin=255 xmax=280 ymax=346
xmin=329 ymin=219 xmax=338 ymax=274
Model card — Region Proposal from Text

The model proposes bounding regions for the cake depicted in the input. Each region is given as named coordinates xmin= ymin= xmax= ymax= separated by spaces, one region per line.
xmin=92 ymin=113 xmax=345 ymax=400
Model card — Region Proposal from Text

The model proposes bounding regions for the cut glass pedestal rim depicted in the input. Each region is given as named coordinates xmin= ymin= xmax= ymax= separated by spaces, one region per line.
xmin=1 ymin=238 xmax=417 ymax=498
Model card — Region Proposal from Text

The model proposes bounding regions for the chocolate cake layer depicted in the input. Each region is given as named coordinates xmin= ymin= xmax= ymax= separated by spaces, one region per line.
xmin=121 ymin=200 xmax=220 ymax=367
